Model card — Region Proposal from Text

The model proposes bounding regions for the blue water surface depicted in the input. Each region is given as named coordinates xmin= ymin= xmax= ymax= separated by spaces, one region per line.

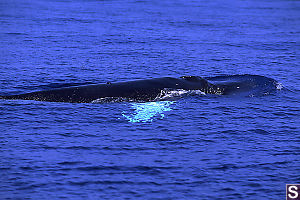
xmin=0 ymin=0 xmax=299 ymax=199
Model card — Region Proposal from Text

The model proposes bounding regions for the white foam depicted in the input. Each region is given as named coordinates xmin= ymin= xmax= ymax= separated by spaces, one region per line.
xmin=276 ymin=82 xmax=283 ymax=90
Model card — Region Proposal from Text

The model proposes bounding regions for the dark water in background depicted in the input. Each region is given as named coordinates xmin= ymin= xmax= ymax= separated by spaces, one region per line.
xmin=0 ymin=0 xmax=299 ymax=199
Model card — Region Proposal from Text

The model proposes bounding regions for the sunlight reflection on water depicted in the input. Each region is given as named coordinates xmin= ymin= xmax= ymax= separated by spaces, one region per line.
xmin=122 ymin=101 xmax=174 ymax=123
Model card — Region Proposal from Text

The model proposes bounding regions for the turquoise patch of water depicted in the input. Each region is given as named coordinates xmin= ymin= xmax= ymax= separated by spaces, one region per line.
xmin=122 ymin=101 xmax=174 ymax=123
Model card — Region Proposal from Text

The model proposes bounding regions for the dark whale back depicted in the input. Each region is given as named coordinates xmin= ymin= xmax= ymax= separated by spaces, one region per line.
xmin=0 ymin=75 xmax=279 ymax=103
xmin=0 ymin=77 xmax=212 ymax=103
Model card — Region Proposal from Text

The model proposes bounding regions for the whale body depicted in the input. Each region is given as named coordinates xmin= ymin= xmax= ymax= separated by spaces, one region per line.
xmin=0 ymin=75 xmax=278 ymax=103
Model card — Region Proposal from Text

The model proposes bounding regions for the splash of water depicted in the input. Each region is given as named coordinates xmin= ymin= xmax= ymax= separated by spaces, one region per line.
xmin=122 ymin=101 xmax=174 ymax=123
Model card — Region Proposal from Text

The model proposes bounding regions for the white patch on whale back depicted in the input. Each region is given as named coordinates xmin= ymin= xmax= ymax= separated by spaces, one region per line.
xmin=154 ymin=88 xmax=205 ymax=101
xmin=91 ymin=97 xmax=135 ymax=103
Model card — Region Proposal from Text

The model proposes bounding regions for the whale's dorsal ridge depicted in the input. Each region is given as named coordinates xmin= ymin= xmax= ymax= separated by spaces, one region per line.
xmin=180 ymin=75 xmax=202 ymax=82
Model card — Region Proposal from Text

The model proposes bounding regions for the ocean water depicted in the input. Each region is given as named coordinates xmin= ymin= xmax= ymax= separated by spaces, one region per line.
xmin=0 ymin=0 xmax=299 ymax=199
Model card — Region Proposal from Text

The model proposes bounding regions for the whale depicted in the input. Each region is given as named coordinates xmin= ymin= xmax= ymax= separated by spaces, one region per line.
xmin=0 ymin=75 xmax=278 ymax=103
xmin=0 ymin=76 xmax=218 ymax=103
